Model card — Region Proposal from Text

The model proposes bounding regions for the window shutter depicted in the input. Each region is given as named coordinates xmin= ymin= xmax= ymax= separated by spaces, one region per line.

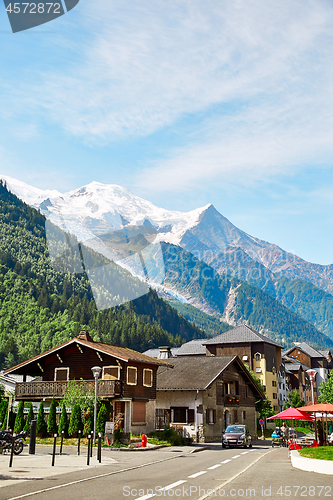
xmin=213 ymin=409 xmax=216 ymax=424
xmin=132 ymin=401 xmax=146 ymax=423
xmin=188 ymin=409 xmax=195 ymax=423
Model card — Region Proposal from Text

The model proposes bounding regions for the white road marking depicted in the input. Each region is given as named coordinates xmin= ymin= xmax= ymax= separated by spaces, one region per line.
xmin=188 ymin=471 xmax=207 ymax=478
xmin=232 ymin=454 xmax=240 ymax=458
xmin=241 ymin=451 xmax=249 ymax=454
xmin=138 ymin=495 xmax=155 ymax=500
xmin=208 ymin=464 xmax=222 ymax=469
xmin=199 ymin=448 xmax=274 ymax=500
xmin=221 ymin=459 xmax=231 ymax=463
xmin=163 ymin=480 xmax=187 ymax=490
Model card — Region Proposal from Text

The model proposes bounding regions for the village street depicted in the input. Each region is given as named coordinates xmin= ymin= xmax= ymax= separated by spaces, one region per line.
xmin=1 ymin=443 xmax=332 ymax=500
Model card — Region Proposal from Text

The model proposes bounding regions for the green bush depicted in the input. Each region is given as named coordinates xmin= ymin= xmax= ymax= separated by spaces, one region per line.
xmin=96 ymin=404 xmax=108 ymax=436
xmin=14 ymin=401 xmax=25 ymax=433
xmin=36 ymin=401 xmax=47 ymax=437
xmin=23 ymin=403 xmax=34 ymax=432
xmin=58 ymin=403 xmax=68 ymax=437
xmin=0 ymin=398 xmax=8 ymax=429
xmin=68 ymin=403 xmax=83 ymax=437
xmin=148 ymin=427 xmax=187 ymax=446
xmin=47 ymin=397 xmax=57 ymax=436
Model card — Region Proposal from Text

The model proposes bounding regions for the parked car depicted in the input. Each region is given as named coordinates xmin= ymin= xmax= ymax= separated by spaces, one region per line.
xmin=222 ymin=425 xmax=252 ymax=448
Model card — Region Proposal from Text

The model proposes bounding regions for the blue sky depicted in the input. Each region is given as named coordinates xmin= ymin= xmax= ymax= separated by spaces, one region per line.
xmin=1 ymin=0 xmax=333 ymax=264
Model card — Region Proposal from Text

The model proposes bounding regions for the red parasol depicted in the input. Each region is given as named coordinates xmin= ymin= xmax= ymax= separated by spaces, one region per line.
xmin=267 ymin=407 xmax=313 ymax=421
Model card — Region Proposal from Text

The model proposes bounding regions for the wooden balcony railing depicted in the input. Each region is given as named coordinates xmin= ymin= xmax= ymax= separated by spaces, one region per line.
xmin=15 ymin=379 xmax=122 ymax=400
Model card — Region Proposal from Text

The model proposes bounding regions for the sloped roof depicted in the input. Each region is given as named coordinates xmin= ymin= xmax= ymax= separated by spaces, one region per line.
xmin=143 ymin=348 xmax=180 ymax=358
xmin=156 ymin=355 xmax=264 ymax=398
xmin=4 ymin=332 xmax=172 ymax=375
xmin=176 ymin=339 xmax=208 ymax=356
xmin=284 ymin=343 xmax=326 ymax=359
xmin=204 ymin=324 xmax=282 ymax=348
xmin=283 ymin=355 xmax=310 ymax=371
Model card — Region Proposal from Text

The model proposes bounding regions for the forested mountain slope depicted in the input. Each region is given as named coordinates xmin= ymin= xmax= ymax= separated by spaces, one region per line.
xmin=162 ymin=243 xmax=333 ymax=349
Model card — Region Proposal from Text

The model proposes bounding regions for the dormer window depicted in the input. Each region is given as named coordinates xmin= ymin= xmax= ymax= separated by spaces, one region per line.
xmin=255 ymin=353 xmax=261 ymax=361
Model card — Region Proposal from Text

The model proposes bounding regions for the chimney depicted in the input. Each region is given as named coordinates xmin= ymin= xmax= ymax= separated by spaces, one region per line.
xmin=77 ymin=330 xmax=94 ymax=342
xmin=158 ymin=346 xmax=172 ymax=359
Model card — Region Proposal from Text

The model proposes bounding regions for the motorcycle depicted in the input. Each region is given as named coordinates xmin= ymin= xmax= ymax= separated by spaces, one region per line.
xmin=0 ymin=430 xmax=28 ymax=455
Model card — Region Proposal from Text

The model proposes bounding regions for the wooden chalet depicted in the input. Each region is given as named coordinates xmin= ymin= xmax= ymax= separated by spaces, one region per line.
xmin=4 ymin=330 xmax=172 ymax=434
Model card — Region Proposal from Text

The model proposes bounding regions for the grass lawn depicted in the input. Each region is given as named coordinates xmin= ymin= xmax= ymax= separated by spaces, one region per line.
xmin=299 ymin=446 xmax=333 ymax=461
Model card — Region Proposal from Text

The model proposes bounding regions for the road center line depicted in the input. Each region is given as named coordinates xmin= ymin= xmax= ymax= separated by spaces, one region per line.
xmin=199 ymin=448 xmax=274 ymax=500
xmin=232 ymin=454 xmax=240 ymax=458
xmin=208 ymin=464 xmax=222 ymax=469
xmin=188 ymin=471 xmax=207 ymax=478
xmin=163 ymin=480 xmax=187 ymax=490
xmin=221 ymin=459 xmax=231 ymax=463
xmin=241 ymin=451 xmax=249 ymax=454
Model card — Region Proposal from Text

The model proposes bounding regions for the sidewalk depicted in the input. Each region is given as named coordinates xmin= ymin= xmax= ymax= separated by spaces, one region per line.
xmin=0 ymin=445 xmax=117 ymax=488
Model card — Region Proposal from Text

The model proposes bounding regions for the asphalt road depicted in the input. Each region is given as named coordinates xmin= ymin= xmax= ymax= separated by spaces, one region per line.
xmin=1 ymin=444 xmax=332 ymax=500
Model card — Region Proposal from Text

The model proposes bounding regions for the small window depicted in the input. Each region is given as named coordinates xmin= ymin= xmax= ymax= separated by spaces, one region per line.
xmin=172 ymin=407 xmax=187 ymax=423
xmin=103 ymin=366 xmax=120 ymax=380
xmin=132 ymin=401 xmax=146 ymax=423
xmin=242 ymin=355 xmax=249 ymax=361
xmin=127 ymin=366 xmax=137 ymax=385
xmin=256 ymin=367 xmax=262 ymax=373
xmin=241 ymin=411 xmax=246 ymax=420
xmin=54 ymin=367 xmax=69 ymax=381
xmin=273 ymin=393 xmax=278 ymax=399
xmin=206 ymin=408 xmax=216 ymax=424
xmin=255 ymin=353 xmax=261 ymax=361
xmin=143 ymin=368 xmax=153 ymax=387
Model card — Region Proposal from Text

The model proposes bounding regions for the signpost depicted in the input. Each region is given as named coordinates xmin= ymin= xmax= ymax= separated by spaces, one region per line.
xmin=259 ymin=418 xmax=264 ymax=440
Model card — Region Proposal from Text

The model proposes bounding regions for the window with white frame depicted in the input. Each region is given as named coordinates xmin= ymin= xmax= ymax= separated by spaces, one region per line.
xmin=143 ymin=368 xmax=153 ymax=387
xmin=127 ymin=366 xmax=137 ymax=385
xmin=102 ymin=366 xmax=120 ymax=380
xmin=54 ymin=367 xmax=69 ymax=381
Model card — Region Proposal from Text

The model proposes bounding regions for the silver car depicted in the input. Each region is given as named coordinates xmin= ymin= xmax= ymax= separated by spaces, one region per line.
xmin=222 ymin=425 xmax=252 ymax=448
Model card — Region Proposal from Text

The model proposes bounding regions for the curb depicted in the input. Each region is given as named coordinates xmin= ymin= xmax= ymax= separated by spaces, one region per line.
xmin=291 ymin=450 xmax=333 ymax=475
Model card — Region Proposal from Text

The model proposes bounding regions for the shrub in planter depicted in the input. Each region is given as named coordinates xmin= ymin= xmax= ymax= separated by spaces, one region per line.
xmin=58 ymin=403 xmax=68 ymax=437
xmin=14 ymin=401 xmax=25 ymax=433
xmin=96 ymin=404 xmax=108 ymax=437
xmin=36 ymin=401 xmax=47 ymax=437
xmin=68 ymin=403 xmax=83 ymax=437
xmin=23 ymin=403 xmax=34 ymax=432
xmin=47 ymin=397 xmax=57 ymax=436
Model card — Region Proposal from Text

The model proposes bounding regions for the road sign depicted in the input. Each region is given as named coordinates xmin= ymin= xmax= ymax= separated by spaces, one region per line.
xmin=259 ymin=419 xmax=264 ymax=426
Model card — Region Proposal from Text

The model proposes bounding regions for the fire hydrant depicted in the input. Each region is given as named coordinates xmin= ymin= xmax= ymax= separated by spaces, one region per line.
xmin=141 ymin=434 xmax=147 ymax=448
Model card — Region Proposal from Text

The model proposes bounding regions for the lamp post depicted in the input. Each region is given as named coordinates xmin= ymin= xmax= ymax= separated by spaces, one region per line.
xmin=91 ymin=366 xmax=101 ymax=444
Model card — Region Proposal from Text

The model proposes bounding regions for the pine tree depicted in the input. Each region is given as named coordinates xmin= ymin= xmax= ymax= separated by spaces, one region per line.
xmin=68 ymin=403 xmax=82 ymax=437
xmin=36 ymin=401 xmax=47 ymax=437
xmin=23 ymin=403 xmax=34 ymax=432
xmin=14 ymin=401 xmax=25 ymax=433
xmin=0 ymin=399 xmax=9 ymax=429
xmin=96 ymin=404 xmax=108 ymax=436
xmin=47 ymin=397 xmax=57 ymax=435
xmin=58 ymin=403 xmax=68 ymax=437
xmin=319 ymin=370 xmax=333 ymax=404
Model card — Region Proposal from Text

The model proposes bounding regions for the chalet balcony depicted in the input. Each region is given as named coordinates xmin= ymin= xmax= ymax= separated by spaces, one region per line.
xmin=15 ymin=380 xmax=122 ymax=400
xmin=224 ymin=394 xmax=241 ymax=405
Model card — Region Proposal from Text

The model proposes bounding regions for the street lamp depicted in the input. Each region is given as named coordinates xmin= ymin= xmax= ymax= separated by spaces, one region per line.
xmin=91 ymin=366 xmax=101 ymax=444
xmin=306 ymin=369 xmax=317 ymax=405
